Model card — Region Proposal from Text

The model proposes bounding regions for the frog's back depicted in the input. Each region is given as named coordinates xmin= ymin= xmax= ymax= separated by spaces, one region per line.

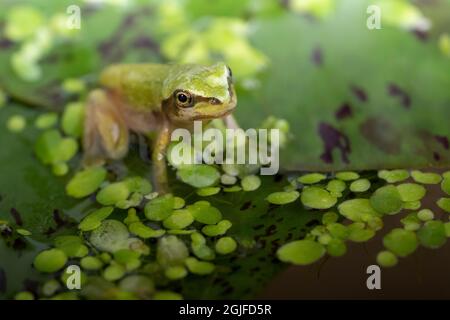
xmin=100 ymin=63 xmax=171 ymax=111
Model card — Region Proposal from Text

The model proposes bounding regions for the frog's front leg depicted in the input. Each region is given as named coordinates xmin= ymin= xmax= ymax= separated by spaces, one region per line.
xmin=223 ymin=113 xmax=240 ymax=129
xmin=83 ymin=89 xmax=129 ymax=166
xmin=152 ymin=117 xmax=171 ymax=194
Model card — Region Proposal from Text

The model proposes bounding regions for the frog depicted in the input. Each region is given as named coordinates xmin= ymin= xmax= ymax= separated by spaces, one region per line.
xmin=83 ymin=62 xmax=238 ymax=194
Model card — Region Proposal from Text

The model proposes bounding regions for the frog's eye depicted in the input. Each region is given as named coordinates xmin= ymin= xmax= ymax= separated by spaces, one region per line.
xmin=175 ymin=90 xmax=193 ymax=108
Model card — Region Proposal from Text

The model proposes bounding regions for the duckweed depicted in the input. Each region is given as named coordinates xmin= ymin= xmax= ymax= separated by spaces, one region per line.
xmin=347 ymin=227 xmax=375 ymax=242
xmin=165 ymin=266 xmax=188 ymax=280
xmin=383 ymin=228 xmax=418 ymax=257
xmin=62 ymin=78 xmax=86 ymax=93
xmin=402 ymin=201 xmax=421 ymax=210
xmin=335 ymin=171 xmax=359 ymax=181
xmin=297 ymin=173 xmax=326 ymax=184
xmin=190 ymin=232 xmax=215 ymax=260
xmin=163 ymin=209 xmax=194 ymax=229
xmin=177 ymin=164 xmax=220 ymax=188
xmin=326 ymin=179 xmax=346 ymax=194
xmin=145 ymin=194 xmax=175 ymax=221
xmin=318 ymin=234 xmax=332 ymax=245
xmin=367 ymin=216 xmax=384 ymax=231
xmin=376 ymin=251 xmax=398 ymax=267
xmin=338 ymin=199 xmax=379 ymax=222
xmin=322 ymin=212 xmax=339 ymax=225
xmin=241 ymin=175 xmax=261 ymax=191
xmin=52 ymin=162 xmax=68 ymax=176
xmin=35 ymin=112 xmax=58 ymax=129
xmin=188 ymin=201 xmax=222 ymax=225
xmin=15 ymin=292 xmax=34 ymax=300
xmin=168 ymin=229 xmax=196 ymax=235
xmin=445 ymin=222 xmax=450 ymax=237
xmin=126 ymin=176 xmax=153 ymax=194
xmin=124 ymin=208 xmax=140 ymax=225
xmin=7 ymin=115 xmax=26 ymax=132
xmin=411 ymin=170 xmax=442 ymax=184
xmin=223 ymin=185 xmax=242 ymax=192
xmin=42 ymin=279 xmax=61 ymax=297
xmin=377 ymin=169 xmax=409 ymax=183
xmin=80 ymin=256 xmax=103 ymax=270
xmin=62 ymin=102 xmax=85 ymax=138
xmin=119 ymin=275 xmax=154 ymax=298
xmin=192 ymin=242 xmax=216 ymax=261
xmin=202 ymin=220 xmax=232 ymax=236
xmin=442 ymin=178 xmax=450 ymax=195
xmin=97 ymin=177 xmax=151 ymax=207
xmin=350 ymin=179 xmax=371 ymax=192
xmin=16 ymin=228 xmax=32 ymax=236
xmin=401 ymin=213 xmax=421 ymax=231
xmin=103 ymin=263 xmax=126 ymax=281
xmin=215 ymin=237 xmax=237 ymax=255
xmin=129 ymin=221 xmax=166 ymax=238
xmin=185 ymin=257 xmax=215 ymax=275
xmin=153 ymin=291 xmax=183 ymax=300
xmin=79 ymin=206 xmax=114 ymax=231
xmin=326 ymin=223 xmax=349 ymax=240
xmin=221 ymin=174 xmax=237 ymax=185
xmin=96 ymin=181 xmax=131 ymax=206
xmin=300 ymin=187 xmax=337 ymax=209
xmin=437 ymin=197 xmax=450 ymax=212
xmin=66 ymin=166 xmax=107 ymax=198
xmin=221 ymin=164 xmax=240 ymax=176
xmin=34 ymin=249 xmax=67 ymax=273
xmin=196 ymin=187 xmax=220 ymax=196
xmin=326 ymin=238 xmax=347 ymax=257
xmin=417 ymin=221 xmax=446 ymax=249
xmin=100 ymin=252 xmax=112 ymax=264
xmin=277 ymin=240 xmax=325 ymax=265
xmin=417 ymin=209 xmax=434 ymax=221
xmin=34 ymin=129 xmax=78 ymax=167
xmin=173 ymin=197 xmax=186 ymax=209
xmin=89 ymin=220 xmax=130 ymax=253
xmin=396 ymin=183 xmax=426 ymax=202
xmin=54 ymin=235 xmax=88 ymax=258
xmin=370 ymin=185 xmax=403 ymax=215
xmin=156 ymin=236 xmax=189 ymax=267
xmin=266 ymin=190 xmax=299 ymax=205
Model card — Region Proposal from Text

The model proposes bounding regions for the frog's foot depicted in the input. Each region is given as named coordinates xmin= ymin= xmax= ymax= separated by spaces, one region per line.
xmin=83 ymin=89 xmax=129 ymax=166
xmin=223 ymin=114 xmax=240 ymax=129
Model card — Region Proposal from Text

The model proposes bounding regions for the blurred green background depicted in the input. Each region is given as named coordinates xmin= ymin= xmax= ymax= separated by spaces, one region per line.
xmin=0 ymin=0 xmax=449 ymax=300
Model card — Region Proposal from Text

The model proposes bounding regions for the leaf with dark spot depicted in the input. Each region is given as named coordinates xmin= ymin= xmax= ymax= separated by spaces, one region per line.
xmin=318 ymin=123 xmax=351 ymax=164
xmin=311 ymin=47 xmax=323 ymax=66
xmin=388 ymin=83 xmax=411 ymax=109
xmin=351 ymin=86 xmax=368 ymax=102
xmin=335 ymin=103 xmax=353 ymax=120
xmin=360 ymin=117 xmax=402 ymax=154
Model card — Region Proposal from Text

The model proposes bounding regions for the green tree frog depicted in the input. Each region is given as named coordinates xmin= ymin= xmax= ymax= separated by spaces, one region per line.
xmin=83 ymin=62 xmax=237 ymax=193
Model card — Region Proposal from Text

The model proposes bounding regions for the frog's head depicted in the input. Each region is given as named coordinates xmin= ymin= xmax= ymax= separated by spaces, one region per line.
xmin=161 ymin=62 xmax=236 ymax=121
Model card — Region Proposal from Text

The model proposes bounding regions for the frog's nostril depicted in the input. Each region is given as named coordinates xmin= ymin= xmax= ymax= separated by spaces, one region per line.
xmin=210 ymin=98 xmax=221 ymax=105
